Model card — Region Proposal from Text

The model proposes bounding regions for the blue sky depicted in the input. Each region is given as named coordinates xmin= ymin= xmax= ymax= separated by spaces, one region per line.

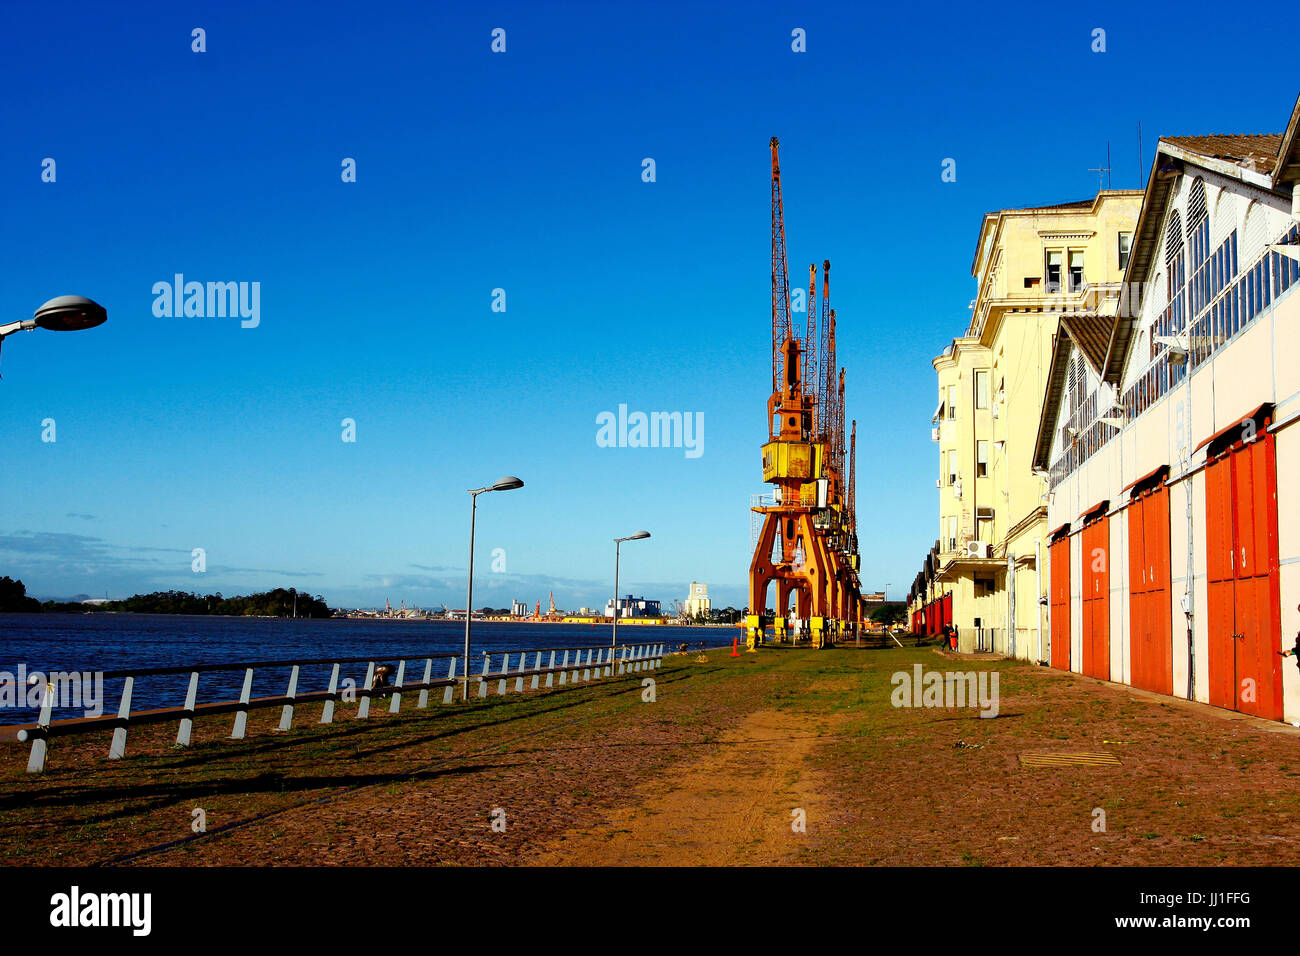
xmin=0 ymin=0 xmax=1293 ymax=610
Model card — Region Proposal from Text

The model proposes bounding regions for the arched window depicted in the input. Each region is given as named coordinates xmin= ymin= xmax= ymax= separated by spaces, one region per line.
xmin=1165 ymin=210 xmax=1186 ymax=332
xmin=1187 ymin=179 xmax=1207 ymax=231
xmin=1186 ymin=180 xmax=1210 ymax=315
xmin=1166 ymin=210 xmax=1184 ymax=266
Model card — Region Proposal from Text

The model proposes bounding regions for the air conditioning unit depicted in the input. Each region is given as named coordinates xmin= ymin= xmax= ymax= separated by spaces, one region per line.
xmin=936 ymin=478 xmax=942 ymax=488
xmin=931 ymin=427 xmax=940 ymax=441
xmin=952 ymin=480 xmax=962 ymax=500
xmin=966 ymin=540 xmax=991 ymax=559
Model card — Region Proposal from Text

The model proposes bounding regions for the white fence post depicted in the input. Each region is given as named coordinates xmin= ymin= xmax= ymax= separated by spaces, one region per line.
xmin=108 ymin=676 xmax=134 ymax=759
xmin=321 ymin=663 xmax=340 ymax=724
xmin=278 ymin=665 xmax=300 ymax=731
xmin=230 ymin=668 xmax=255 ymax=739
xmin=418 ymin=658 xmax=433 ymax=709
xmin=478 ymin=655 xmax=490 ymax=698
xmin=176 ymin=671 xmax=200 ymax=746
xmin=389 ymin=660 xmax=406 ymax=714
xmin=558 ymin=650 xmax=569 ymax=685
xmin=529 ymin=651 xmax=542 ymax=690
xmin=358 ymin=662 xmax=375 ymax=718
xmin=544 ymin=650 xmax=555 ymax=687
xmin=497 ymin=653 xmax=510 ymax=695
xmin=443 ymin=658 xmax=457 ymax=704
xmin=24 ymin=681 xmax=55 ymax=773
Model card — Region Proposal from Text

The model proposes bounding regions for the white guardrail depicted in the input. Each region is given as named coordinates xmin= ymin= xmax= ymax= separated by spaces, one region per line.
xmin=12 ymin=641 xmax=666 ymax=773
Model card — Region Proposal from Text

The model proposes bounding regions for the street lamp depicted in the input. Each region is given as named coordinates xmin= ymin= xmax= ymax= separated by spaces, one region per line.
xmin=0 ymin=296 xmax=107 ymax=376
xmin=611 ymin=531 xmax=651 ymax=657
xmin=463 ymin=476 xmax=524 ymax=700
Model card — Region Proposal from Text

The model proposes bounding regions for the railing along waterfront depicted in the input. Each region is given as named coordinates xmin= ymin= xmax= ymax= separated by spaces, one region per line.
xmin=14 ymin=641 xmax=666 ymax=773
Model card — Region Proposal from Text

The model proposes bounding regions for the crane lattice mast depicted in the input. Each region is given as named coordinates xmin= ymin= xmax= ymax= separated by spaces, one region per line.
xmin=769 ymin=137 xmax=792 ymax=412
xmin=848 ymin=419 xmax=857 ymax=535
xmin=804 ymin=263 xmax=818 ymax=414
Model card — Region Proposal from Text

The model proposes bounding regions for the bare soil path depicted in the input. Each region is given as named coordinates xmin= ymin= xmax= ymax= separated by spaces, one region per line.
xmin=528 ymin=704 xmax=843 ymax=866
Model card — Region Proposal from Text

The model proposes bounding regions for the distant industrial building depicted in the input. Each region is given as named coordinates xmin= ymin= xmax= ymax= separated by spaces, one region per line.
xmin=605 ymin=594 xmax=661 ymax=618
xmin=511 ymin=600 xmax=528 ymax=617
xmin=683 ymin=582 xmax=711 ymax=618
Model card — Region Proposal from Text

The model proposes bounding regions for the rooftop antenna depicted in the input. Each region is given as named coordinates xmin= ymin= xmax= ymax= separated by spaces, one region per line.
xmin=1088 ymin=151 xmax=1112 ymax=192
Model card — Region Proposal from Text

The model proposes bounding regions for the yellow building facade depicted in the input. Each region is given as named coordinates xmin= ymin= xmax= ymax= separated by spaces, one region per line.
xmin=926 ymin=191 xmax=1142 ymax=657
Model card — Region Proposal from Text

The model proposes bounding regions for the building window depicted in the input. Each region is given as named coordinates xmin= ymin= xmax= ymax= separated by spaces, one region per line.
xmin=1068 ymin=251 xmax=1084 ymax=292
xmin=1045 ymin=250 xmax=1062 ymax=293
xmin=947 ymin=384 xmax=957 ymax=419
xmin=976 ymin=441 xmax=988 ymax=477
xmin=1118 ymin=232 xmax=1132 ymax=270
xmin=947 ymin=516 xmax=958 ymax=553
xmin=974 ymin=370 xmax=989 ymax=409
xmin=976 ymin=508 xmax=994 ymax=544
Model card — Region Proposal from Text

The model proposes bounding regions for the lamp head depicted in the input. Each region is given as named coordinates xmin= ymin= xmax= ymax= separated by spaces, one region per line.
xmin=33 ymin=296 xmax=107 ymax=332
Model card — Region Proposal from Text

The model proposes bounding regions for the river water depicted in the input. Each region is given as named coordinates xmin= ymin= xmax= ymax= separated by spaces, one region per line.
xmin=0 ymin=613 xmax=726 ymax=724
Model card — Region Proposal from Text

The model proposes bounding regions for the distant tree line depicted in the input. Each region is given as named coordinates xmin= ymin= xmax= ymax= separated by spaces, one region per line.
xmin=0 ymin=578 xmax=333 ymax=618
xmin=0 ymin=576 xmax=41 ymax=612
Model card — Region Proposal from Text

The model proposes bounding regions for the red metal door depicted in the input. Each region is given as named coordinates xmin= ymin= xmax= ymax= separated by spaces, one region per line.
xmin=1144 ymin=486 xmax=1173 ymax=695
xmin=1049 ymin=537 xmax=1070 ymax=670
xmin=1231 ymin=436 xmax=1282 ymax=719
xmin=1081 ymin=517 xmax=1110 ymax=680
xmin=1205 ymin=431 xmax=1282 ymax=720
xmin=1129 ymin=487 xmax=1173 ymax=694
xmin=1206 ymin=454 xmax=1237 ymax=710
xmin=1127 ymin=498 xmax=1148 ymax=690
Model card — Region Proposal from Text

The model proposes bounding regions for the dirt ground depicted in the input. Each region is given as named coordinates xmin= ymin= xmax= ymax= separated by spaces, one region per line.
xmin=3 ymin=645 xmax=1299 ymax=866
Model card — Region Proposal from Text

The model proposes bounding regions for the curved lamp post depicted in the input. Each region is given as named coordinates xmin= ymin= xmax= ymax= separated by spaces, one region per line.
xmin=0 ymin=296 xmax=107 ymax=376
xmin=463 ymin=476 xmax=524 ymax=699
xmin=611 ymin=530 xmax=651 ymax=654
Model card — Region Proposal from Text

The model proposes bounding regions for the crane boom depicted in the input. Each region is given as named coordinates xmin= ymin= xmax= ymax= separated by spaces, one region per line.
xmin=848 ymin=419 xmax=857 ymax=533
xmin=805 ymin=263 xmax=818 ymax=408
xmin=770 ymin=137 xmax=792 ymax=407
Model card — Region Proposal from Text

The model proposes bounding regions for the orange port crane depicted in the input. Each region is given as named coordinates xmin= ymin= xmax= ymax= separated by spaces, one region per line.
xmin=747 ymin=138 xmax=865 ymax=649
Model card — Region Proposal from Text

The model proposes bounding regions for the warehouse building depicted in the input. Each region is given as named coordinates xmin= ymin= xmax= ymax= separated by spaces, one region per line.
xmin=1034 ymin=95 xmax=1300 ymax=722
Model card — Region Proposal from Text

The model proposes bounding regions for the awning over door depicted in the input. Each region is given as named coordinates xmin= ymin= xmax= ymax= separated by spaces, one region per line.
xmin=1194 ymin=402 xmax=1274 ymax=459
